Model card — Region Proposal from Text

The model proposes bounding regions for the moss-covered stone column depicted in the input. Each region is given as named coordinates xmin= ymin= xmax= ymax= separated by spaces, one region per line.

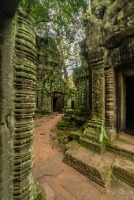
xmin=0 ymin=12 xmax=15 ymax=200
xmin=13 ymin=10 xmax=36 ymax=199
xmin=83 ymin=15 xmax=105 ymax=143
xmin=73 ymin=39 xmax=90 ymax=124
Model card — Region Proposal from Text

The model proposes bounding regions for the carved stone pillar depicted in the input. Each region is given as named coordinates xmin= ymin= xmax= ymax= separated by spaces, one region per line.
xmin=105 ymin=66 xmax=116 ymax=139
xmin=13 ymin=10 xmax=36 ymax=199
xmin=90 ymin=51 xmax=104 ymax=119
xmin=82 ymin=49 xmax=105 ymax=143
xmin=0 ymin=9 xmax=36 ymax=199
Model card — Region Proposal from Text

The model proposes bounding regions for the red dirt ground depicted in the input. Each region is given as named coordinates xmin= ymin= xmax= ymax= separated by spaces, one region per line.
xmin=33 ymin=113 xmax=62 ymax=163
xmin=32 ymin=113 xmax=126 ymax=200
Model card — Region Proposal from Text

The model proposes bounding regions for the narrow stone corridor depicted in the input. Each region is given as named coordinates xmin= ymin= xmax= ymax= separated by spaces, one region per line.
xmin=32 ymin=114 xmax=121 ymax=200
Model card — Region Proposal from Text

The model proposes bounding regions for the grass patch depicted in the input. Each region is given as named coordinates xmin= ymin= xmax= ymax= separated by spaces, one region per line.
xmin=34 ymin=109 xmax=52 ymax=118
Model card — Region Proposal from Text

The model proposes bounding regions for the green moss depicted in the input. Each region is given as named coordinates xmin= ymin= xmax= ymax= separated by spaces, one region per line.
xmin=57 ymin=121 xmax=70 ymax=128
xmin=76 ymin=128 xmax=83 ymax=134
xmin=33 ymin=179 xmax=46 ymax=200
xmin=56 ymin=129 xmax=66 ymax=137
xmin=35 ymin=193 xmax=46 ymax=200
xmin=111 ymin=164 xmax=116 ymax=169
xmin=34 ymin=109 xmax=52 ymax=118
xmin=34 ymin=113 xmax=44 ymax=118
xmin=18 ymin=8 xmax=35 ymax=23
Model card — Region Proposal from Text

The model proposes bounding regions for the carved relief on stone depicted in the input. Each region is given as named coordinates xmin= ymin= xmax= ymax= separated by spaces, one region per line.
xmin=91 ymin=65 xmax=104 ymax=118
xmin=82 ymin=48 xmax=104 ymax=142
xmin=13 ymin=10 xmax=36 ymax=199
xmin=105 ymin=66 xmax=116 ymax=138
xmin=114 ymin=37 xmax=134 ymax=66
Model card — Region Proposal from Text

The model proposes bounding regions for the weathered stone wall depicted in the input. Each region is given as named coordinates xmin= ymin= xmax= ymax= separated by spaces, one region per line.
xmin=85 ymin=1 xmax=105 ymax=121
xmin=85 ymin=0 xmax=134 ymax=140
xmin=73 ymin=39 xmax=89 ymax=124
xmin=0 ymin=9 xmax=36 ymax=199
xmin=36 ymin=37 xmax=65 ymax=113
xmin=64 ymin=1 xmax=134 ymax=195
xmin=66 ymin=97 xmax=76 ymax=109
xmin=103 ymin=0 xmax=134 ymax=138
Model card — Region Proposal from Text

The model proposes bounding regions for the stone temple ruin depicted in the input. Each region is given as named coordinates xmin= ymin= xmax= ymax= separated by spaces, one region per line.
xmin=35 ymin=36 xmax=77 ymax=115
xmin=63 ymin=0 xmax=134 ymax=196
xmin=36 ymin=37 xmax=65 ymax=114
xmin=0 ymin=2 xmax=75 ymax=199
xmin=0 ymin=0 xmax=134 ymax=199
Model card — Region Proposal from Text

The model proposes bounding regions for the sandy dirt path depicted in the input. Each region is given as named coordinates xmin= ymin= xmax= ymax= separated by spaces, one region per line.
xmin=33 ymin=113 xmax=62 ymax=163
xmin=32 ymin=113 xmax=119 ymax=200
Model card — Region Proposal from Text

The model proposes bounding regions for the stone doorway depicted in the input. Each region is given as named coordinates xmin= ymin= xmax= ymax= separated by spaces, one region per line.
xmin=125 ymin=75 xmax=134 ymax=135
xmin=117 ymin=67 xmax=134 ymax=136
xmin=53 ymin=97 xmax=59 ymax=112
xmin=52 ymin=92 xmax=64 ymax=113
xmin=71 ymin=100 xmax=74 ymax=109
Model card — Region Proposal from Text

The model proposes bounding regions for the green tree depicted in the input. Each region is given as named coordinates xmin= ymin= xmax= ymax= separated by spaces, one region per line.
xmin=19 ymin=0 xmax=88 ymax=83
xmin=19 ymin=0 xmax=88 ymax=41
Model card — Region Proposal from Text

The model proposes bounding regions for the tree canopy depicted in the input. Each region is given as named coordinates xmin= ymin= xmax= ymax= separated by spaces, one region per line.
xmin=19 ymin=0 xmax=88 ymax=41
xmin=19 ymin=0 xmax=89 ymax=84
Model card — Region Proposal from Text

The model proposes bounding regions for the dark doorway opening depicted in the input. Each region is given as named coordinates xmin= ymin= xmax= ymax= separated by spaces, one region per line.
xmin=125 ymin=75 xmax=134 ymax=135
xmin=71 ymin=100 xmax=74 ymax=109
xmin=53 ymin=98 xmax=58 ymax=112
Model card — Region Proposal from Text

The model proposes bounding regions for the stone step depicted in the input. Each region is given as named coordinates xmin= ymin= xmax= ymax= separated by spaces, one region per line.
xmin=64 ymin=140 xmax=113 ymax=187
xmin=62 ymin=116 xmax=70 ymax=122
xmin=82 ymin=128 xmax=100 ymax=143
xmin=69 ymin=131 xmax=101 ymax=152
xmin=64 ymin=140 xmax=134 ymax=189
xmin=106 ymin=139 xmax=134 ymax=162
xmin=69 ymin=131 xmax=134 ymax=162
xmin=69 ymin=131 xmax=81 ymax=141
xmin=118 ymin=132 xmax=134 ymax=145
xmin=87 ymin=118 xmax=103 ymax=125
xmin=86 ymin=122 xmax=102 ymax=128
xmin=111 ymin=159 xmax=134 ymax=188
xmin=70 ymin=120 xmax=102 ymax=143
xmin=79 ymin=137 xmax=101 ymax=153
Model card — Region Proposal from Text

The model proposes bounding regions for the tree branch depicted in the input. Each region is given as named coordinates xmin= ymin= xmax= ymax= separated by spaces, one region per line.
xmin=55 ymin=0 xmax=72 ymax=18
xmin=35 ymin=16 xmax=57 ymax=24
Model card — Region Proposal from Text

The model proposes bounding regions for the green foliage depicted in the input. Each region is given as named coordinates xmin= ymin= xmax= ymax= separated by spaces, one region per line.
xmin=35 ymin=193 xmax=46 ymax=200
xmin=34 ymin=109 xmax=51 ymax=118
xmin=82 ymin=12 xmax=98 ymax=26
xmin=66 ymin=77 xmax=76 ymax=98
xmin=19 ymin=0 xmax=89 ymax=86
xmin=68 ymin=75 xmax=75 ymax=87
xmin=58 ymin=121 xmax=70 ymax=128
xmin=111 ymin=164 xmax=116 ymax=169
xmin=19 ymin=0 xmax=88 ymax=42
xmin=33 ymin=179 xmax=46 ymax=200
xmin=91 ymin=0 xmax=111 ymax=12
xmin=82 ymin=0 xmax=111 ymax=25
xmin=100 ymin=125 xmax=109 ymax=143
